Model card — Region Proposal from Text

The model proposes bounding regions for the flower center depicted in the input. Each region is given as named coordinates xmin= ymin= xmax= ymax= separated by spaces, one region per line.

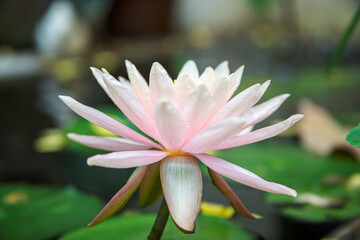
xmin=164 ymin=148 xmax=190 ymax=157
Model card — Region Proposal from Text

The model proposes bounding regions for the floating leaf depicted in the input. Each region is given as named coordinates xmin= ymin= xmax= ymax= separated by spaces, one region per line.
xmin=0 ymin=185 xmax=102 ymax=240
xmin=61 ymin=214 xmax=254 ymax=240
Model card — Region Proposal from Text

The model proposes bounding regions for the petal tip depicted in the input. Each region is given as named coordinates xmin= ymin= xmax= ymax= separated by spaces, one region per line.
xmin=67 ymin=133 xmax=77 ymax=139
xmin=87 ymin=157 xmax=96 ymax=167
xmin=292 ymin=114 xmax=304 ymax=122
xmin=58 ymin=95 xmax=70 ymax=101
xmin=290 ymin=190 xmax=297 ymax=197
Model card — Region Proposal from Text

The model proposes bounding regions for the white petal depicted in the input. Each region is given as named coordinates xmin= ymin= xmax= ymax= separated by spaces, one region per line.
xmin=216 ymin=114 xmax=304 ymax=150
xmin=207 ymin=76 xmax=234 ymax=115
xmin=182 ymin=117 xmax=246 ymax=154
xmin=243 ymin=94 xmax=290 ymax=128
xmin=87 ymin=150 xmax=169 ymax=168
xmin=198 ymin=67 xmax=215 ymax=85
xmin=209 ymin=83 xmax=261 ymax=125
xmin=227 ymin=65 xmax=244 ymax=99
xmin=175 ymin=75 xmax=196 ymax=104
xmin=59 ymin=96 xmax=159 ymax=148
xmin=68 ymin=133 xmax=152 ymax=151
xmin=196 ymin=154 xmax=297 ymax=196
xmin=160 ymin=155 xmax=202 ymax=233
xmin=180 ymin=84 xmax=212 ymax=138
xmin=154 ymin=99 xmax=186 ymax=151
xmin=177 ymin=60 xmax=199 ymax=80
xmin=214 ymin=61 xmax=230 ymax=77
xmin=125 ymin=60 xmax=153 ymax=113
xmin=150 ymin=62 xmax=176 ymax=106
xmin=90 ymin=67 xmax=110 ymax=95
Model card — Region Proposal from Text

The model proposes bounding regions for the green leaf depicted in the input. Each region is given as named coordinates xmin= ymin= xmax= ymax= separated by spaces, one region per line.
xmin=0 ymin=184 xmax=103 ymax=240
xmin=346 ymin=124 xmax=360 ymax=147
xmin=61 ymin=214 xmax=254 ymax=240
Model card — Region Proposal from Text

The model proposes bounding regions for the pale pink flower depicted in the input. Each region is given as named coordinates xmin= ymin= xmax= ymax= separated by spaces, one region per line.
xmin=60 ymin=60 xmax=303 ymax=232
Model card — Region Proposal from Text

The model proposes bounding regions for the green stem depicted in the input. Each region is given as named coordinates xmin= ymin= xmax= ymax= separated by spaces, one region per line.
xmin=326 ymin=4 xmax=360 ymax=77
xmin=147 ymin=197 xmax=169 ymax=240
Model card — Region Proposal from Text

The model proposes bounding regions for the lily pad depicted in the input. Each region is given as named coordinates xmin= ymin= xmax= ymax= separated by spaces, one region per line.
xmin=346 ymin=124 xmax=360 ymax=147
xmin=0 ymin=184 xmax=103 ymax=240
xmin=60 ymin=214 xmax=254 ymax=240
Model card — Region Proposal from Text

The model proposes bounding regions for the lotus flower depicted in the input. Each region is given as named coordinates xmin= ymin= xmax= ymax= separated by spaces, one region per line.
xmin=60 ymin=60 xmax=303 ymax=233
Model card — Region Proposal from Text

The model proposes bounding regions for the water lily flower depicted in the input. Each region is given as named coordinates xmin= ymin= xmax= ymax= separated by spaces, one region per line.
xmin=60 ymin=60 xmax=303 ymax=233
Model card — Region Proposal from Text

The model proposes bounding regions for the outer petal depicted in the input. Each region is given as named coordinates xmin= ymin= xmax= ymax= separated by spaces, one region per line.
xmin=59 ymin=96 xmax=159 ymax=148
xmin=242 ymin=93 xmax=290 ymax=128
xmin=125 ymin=60 xmax=153 ymax=113
xmin=102 ymin=74 xmax=159 ymax=139
xmin=180 ymin=84 xmax=212 ymax=138
xmin=181 ymin=117 xmax=246 ymax=154
xmin=87 ymin=150 xmax=169 ymax=169
xmin=208 ymin=168 xmax=257 ymax=219
xmin=160 ymin=156 xmax=202 ymax=233
xmin=196 ymin=154 xmax=297 ymax=197
xmin=214 ymin=61 xmax=230 ymax=77
xmin=208 ymin=83 xmax=261 ymax=125
xmin=67 ymin=133 xmax=152 ymax=151
xmin=215 ymin=114 xmax=304 ymax=150
xmin=150 ymin=62 xmax=176 ymax=106
xmin=90 ymin=67 xmax=110 ymax=95
xmin=87 ymin=166 xmax=147 ymax=227
xmin=154 ymin=99 xmax=186 ymax=151
xmin=177 ymin=60 xmax=199 ymax=80
xmin=139 ymin=162 xmax=162 ymax=207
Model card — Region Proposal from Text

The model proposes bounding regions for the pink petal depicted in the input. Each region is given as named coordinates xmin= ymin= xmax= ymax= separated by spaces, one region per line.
xmin=149 ymin=62 xmax=176 ymax=106
xmin=160 ymin=156 xmax=202 ymax=233
xmin=208 ymin=83 xmax=261 ymax=125
xmin=196 ymin=154 xmax=297 ymax=196
xmin=242 ymin=93 xmax=290 ymax=128
xmin=87 ymin=150 xmax=169 ymax=169
xmin=208 ymin=168 xmax=258 ymax=219
xmin=177 ymin=60 xmax=199 ymax=80
xmin=59 ymin=96 xmax=159 ymax=148
xmin=102 ymin=73 xmax=159 ymax=139
xmin=68 ymin=133 xmax=152 ymax=151
xmin=181 ymin=117 xmax=246 ymax=154
xmin=125 ymin=60 xmax=153 ymax=113
xmin=179 ymin=84 xmax=212 ymax=139
xmin=87 ymin=166 xmax=147 ymax=227
xmin=154 ymin=99 xmax=186 ymax=151
xmin=216 ymin=114 xmax=304 ymax=150
xmin=139 ymin=162 xmax=162 ymax=207
xmin=214 ymin=61 xmax=230 ymax=77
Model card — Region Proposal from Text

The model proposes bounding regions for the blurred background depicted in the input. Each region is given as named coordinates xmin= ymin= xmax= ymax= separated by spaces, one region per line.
xmin=0 ymin=0 xmax=360 ymax=239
